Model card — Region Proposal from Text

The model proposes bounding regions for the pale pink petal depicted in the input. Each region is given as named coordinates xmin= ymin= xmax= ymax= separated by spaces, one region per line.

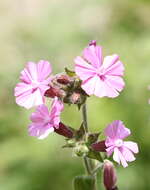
xmin=28 ymin=123 xmax=54 ymax=140
xmin=16 ymin=90 xmax=36 ymax=109
xmin=83 ymin=45 xmax=102 ymax=68
xmin=81 ymin=75 xmax=98 ymax=95
xmin=93 ymin=76 xmax=119 ymax=98
xmin=30 ymin=104 xmax=49 ymax=123
xmin=37 ymin=60 xmax=52 ymax=81
xmin=50 ymin=98 xmax=64 ymax=128
xmin=32 ymin=89 xmax=45 ymax=106
xmin=20 ymin=62 xmax=37 ymax=83
xmin=120 ymin=146 xmax=136 ymax=162
xmin=37 ymin=124 xmax=54 ymax=139
xmin=14 ymin=82 xmax=33 ymax=97
xmin=75 ymin=56 xmax=96 ymax=80
xmin=20 ymin=68 xmax=32 ymax=84
xmin=103 ymin=58 xmax=124 ymax=76
xmin=113 ymin=148 xmax=128 ymax=167
xmin=26 ymin=62 xmax=38 ymax=81
xmin=103 ymin=54 xmax=124 ymax=75
xmin=106 ymin=146 xmax=114 ymax=156
xmin=105 ymin=138 xmax=115 ymax=148
xmin=113 ymin=148 xmax=121 ymax=165
xmin=104 ymin=120 xmax=131 ymax=140
xmin=124 ymin=141 xmax=139 ymax=154
xmin=105 ymin=76 xmax=125 ymax=93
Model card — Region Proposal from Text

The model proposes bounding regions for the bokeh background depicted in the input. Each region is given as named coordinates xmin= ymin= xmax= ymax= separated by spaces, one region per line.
xmin=0 ymin=0 xmax=150 ymax=189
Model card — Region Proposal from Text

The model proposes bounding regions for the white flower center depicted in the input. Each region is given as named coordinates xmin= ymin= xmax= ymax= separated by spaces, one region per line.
xmin=44 ymin=116 xmax=51 ymax=125
xmin=32 ymin=81 xmax=40 ymax=89
xmin=115 ymin=139 xmax=123 ymax=147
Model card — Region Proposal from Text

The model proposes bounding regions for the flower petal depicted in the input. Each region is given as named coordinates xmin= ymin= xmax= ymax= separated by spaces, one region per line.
xmin=28 ymin=123 xmax=54 ymax=140
xmin=124 ymin=141 xmax=139 ymax=154
xmin=38 ymin=124 xmax=54 ymax=140
xmin=16 ymin=88 xmax=44 ymax=109
xmin=113 ymin=148 xmax=121 ymax=164
xmin=104 ymin=120 xmax=131 ymax=140
xmin=37 ymin=60 xmax=52 ymax=81
xmin=30 ymin=104 xmax=49 ymax=123
xmin=83 ymin=45 xmax=102 ymax=68
xmin=120 ymin=146 xmax=136 ymax=162
xmin=103 ymin=54 xmax=124 ymax=76
xmin=75 ymin=56 xmax=96 ymax=80
xmin=113 ymin=148 xmax=128 ymax=167
xmin=50 ymin=97 xmax=64 ymax=128
xmin=26 ymin=62 xmax=38 ymax=81
xmin=81 ymin=75 xmax=98 ymax=95
xmin=93 ymin=76 xmax=119 ymax=98
xmin=105 ymin=75 xmax=125 ymax=93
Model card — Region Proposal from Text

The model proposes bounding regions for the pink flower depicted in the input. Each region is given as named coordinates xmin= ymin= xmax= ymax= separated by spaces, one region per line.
xmin=75 ymin=41 xmax=125 ymax=98
xmin=14 ymin=60 xmax=52 ymax=109
xmin=104 ymin=120 xmax=139 ymax=168
xmin=28 ymin=97 xmax=64 ymax=139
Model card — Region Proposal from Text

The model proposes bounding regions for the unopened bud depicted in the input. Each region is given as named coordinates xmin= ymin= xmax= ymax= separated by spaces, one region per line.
xmin=64 ymin=92 xmax=86 ymax=105
xmin=73 ymin=142 xmax=89 ymax=157
xmin=57 ymin=75 xmax=71 ymax=85
xmin=91 ymin=140 xmax=106 ymax=152
xmin=54 ymin=122 xmax=74 ymax=138
xmin=70 ymin=92 xmax=81 ymax=104
xmin=89 ymin=40 xmax=97 ymax=46
xmin=44 ymin=86 xmax=66 ymax=98
xmin=103 ymin=160 xmax=117 ymax=190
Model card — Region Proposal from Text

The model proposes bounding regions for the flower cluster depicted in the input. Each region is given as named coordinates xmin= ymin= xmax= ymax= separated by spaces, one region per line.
xmin=14 ymin=41 xmax=139 ymax=189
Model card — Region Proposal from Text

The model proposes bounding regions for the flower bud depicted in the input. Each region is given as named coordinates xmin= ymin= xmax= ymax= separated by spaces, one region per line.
xmin=103 ymin=160 xmax=117 ymax=190
xmin=89 ymin=40 xmax=97 ymax=46
xmin=91 ymin=140 xmax=106 ymax=152
xmin=57 ymin=74 xmax=71 ymax=85
xmin=63 ymin=91 xmax=86 ymax=106
xmin=54 ymin=122 xmax=74 ymax=138
xmin=70 ymin=92 xmax=81 ymax=104
xmin=44 ymin=86 xmax=66 ymax=98
xmin=73 ymin=142 xmax=89 ymax=157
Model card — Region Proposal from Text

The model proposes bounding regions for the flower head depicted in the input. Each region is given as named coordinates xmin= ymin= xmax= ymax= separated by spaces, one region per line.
xmin=75 ymin=42 xmax=125 ymax=98
xmin=104 ymin=120 xmax=139 ymax=167
xmin=14 ymin=60 xmax=52 ymax=109
xmin=28 ymin=97 xmax=64 ymax=139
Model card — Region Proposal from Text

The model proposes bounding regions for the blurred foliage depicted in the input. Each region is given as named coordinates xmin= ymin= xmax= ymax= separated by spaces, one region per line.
xmin=0 ymin=0 xmax=150 ymax=189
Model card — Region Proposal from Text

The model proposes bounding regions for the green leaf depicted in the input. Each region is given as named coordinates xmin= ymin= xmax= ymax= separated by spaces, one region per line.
xmin=65 ymin=67 xmax=76 ymax=77
xmin=73 ymin=175 xmax=95 ymax=190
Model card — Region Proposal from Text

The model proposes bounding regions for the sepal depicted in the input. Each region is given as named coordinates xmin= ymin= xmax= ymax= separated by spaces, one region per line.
xmin=65 ymin=67 xmax=76 ymax=77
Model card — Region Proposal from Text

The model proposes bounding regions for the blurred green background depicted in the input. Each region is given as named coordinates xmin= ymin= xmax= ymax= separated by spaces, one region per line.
xmin=0 ymin=0 xmax=150 ymax=189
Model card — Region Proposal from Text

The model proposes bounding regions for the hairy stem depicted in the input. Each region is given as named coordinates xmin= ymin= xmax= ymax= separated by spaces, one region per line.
xmin=82 ymin=103 xmax=88 ymax=133
xmin=83 ymin=156 xmax=92 ymax=175
xmin=82 ymin=103 xmax=97 ymax=190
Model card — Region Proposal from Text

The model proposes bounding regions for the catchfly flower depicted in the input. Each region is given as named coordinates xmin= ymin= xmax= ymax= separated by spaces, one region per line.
xmin=14 ymin=60 xmax=52 ymax=109
xmin=104 ymin=120 xmax=139 ymax=167
xmin=75 ymin=41 xmax=125 ymax=98
xmin=28 ymin=97 xmax=64 ymax=139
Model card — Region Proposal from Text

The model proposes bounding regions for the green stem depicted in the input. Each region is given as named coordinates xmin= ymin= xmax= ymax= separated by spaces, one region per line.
xmin=82 ymin=103 xmax=88 ymax=133
xmin=82 ymin=103 xmax=97 ymax=190
xmin=83 ymin=156 xmax=92 ymax=175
